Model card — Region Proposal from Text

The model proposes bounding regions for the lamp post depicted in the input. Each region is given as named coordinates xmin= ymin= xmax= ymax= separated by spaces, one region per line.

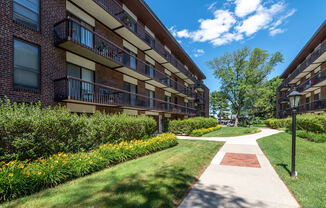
xmin=288 ymin=88 xmax=302 ymax=178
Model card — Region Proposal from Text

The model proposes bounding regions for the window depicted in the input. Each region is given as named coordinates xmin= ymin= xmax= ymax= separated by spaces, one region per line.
xmin=145 ymin=34 xmax=155 ymax=48
xmin=123 ymin=48 xmax=137 ymax=70
xmin=165 ymin=95 xmax=171 ymax=111
xmin=314 ymin=93 xmax=320 ymax=101
xmin=14 ymin=39 xmax=40 ymax=90
xmin=146 ymin=89 xmax=155 ymax=108
xmin=174 ymin=77 xmax=178 ymax=90
xmin=145 ymin=63 xmax=155 ymax=78
xmin=306 ymin=96 xmax=310 ymax=104
xmin=13 ymin=0 xmax=40 ymax=31
xmin=174 ymin=97 xmax=178 ymax=105
xmin=67 ymin=12 xmax=93 ymax=48
xmin=124 ymin=82 xmax=137 ymax=105
xmin=67 ymin=63 xmax=95 ymax=100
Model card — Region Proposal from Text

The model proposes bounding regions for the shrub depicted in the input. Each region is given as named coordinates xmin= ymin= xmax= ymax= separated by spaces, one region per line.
xmin=168 ymin=117 xmax=218 ymax=135
xmin=296 ymin=130 xmax=326 ymax=143
xmin=265 ymin=114 xmax=326 ymax=133
xmin=0 ymin=99 xmax=156 ymax=162
xmin=265 ymin=118 xmax=291 ymax=129
xmin=190 ymin=125 xmax=222 ymax=137
xmin=0 ymin=133 xmax=177 ymax=202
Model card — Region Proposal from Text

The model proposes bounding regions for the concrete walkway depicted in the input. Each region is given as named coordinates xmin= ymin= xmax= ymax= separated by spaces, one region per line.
xmin=178 ymin=128 xmax=300 ymax=208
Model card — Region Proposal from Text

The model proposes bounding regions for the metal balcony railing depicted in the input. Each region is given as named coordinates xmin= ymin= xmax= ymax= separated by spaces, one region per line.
xmin=297 ymin=69 xmax=326 ymax=92
xmin=54 ymin=18 xmax=194 ymax=98
xmin=93 ymin=0 xmax=197 ymax=83
xmin=54 ymin=76 xmax=197 ymax=115
xmin=280 ymin=39 xmax=326 ymax=86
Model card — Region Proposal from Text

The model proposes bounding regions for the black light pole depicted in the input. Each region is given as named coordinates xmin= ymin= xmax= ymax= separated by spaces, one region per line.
xmin=288 ymin=88 xmax=302 ymax=178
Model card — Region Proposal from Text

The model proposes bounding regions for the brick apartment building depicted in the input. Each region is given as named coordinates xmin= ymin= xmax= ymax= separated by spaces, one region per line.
xmin=276 ymin=20 xmax=326 ymax=118
xmin=0 ymin=0 xmax=209 ymax=132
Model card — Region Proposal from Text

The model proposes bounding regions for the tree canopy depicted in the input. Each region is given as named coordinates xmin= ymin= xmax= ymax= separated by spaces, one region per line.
xmin=209 ymin=91 xmax=229 ymax=120
xmin=207 ymin=46 xmax=283 ymax=126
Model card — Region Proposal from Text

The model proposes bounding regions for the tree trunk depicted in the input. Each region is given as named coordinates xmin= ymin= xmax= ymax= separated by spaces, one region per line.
xmin=234 ymin=116 xmax=239 ymax=127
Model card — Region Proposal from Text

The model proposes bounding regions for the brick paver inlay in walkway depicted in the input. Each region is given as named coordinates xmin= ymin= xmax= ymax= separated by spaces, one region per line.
xmin=220 ymin=153 xmax=261 ymax=168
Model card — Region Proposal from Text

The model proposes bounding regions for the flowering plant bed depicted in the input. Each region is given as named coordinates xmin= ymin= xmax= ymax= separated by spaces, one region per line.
xmin=0 ymin=133 xmax=177 ymax=202
xmin=189 ymin=125 xmax=222 ymax=137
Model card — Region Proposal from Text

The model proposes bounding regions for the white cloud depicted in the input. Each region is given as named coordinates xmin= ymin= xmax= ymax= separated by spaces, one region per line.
xmin=208 ymin=2 xmax=217 ymax=10
xmin=171 ymin=0 xmax=295 ymax=46
xmin=269 ymin=28 xmax=285 ymax=36
xmin=193 ymin=49 xmax=205 ymax=57
xmin=236 ymin=2 xmax=285 ymax=36
xmin=235 ymin=0 xmax=261 ymax=18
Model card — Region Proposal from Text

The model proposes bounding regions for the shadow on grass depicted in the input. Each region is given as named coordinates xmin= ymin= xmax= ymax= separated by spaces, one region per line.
xmin=5 ymin=167 xmax=196 ymax=208
xmin=276 ymin=163 xmax=291 ymax=176
xmin=5 ymin=166 xmax=270 ymax=208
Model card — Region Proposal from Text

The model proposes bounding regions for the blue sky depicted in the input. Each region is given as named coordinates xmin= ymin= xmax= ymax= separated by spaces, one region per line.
xmin=145 ymin=0 xmax=326 ymax=92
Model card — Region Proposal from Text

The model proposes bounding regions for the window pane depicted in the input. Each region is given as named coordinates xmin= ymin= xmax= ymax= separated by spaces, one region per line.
xmin=14 ymin=0 xmax=39 ymax=13
xmin=81 ymin=68 xmax=94 ymax=82
xmin=13 ymin=2 xmax=38 ymax=22
xmin=13 ymin=0 xmax=39 ymax=30
xmin=14 ymin=39 xmax=39 ymax=72
xmin=14 ymin=68 xmax=39 ymax=88
xmin=67 ymin=64 xmax=81 ymax=78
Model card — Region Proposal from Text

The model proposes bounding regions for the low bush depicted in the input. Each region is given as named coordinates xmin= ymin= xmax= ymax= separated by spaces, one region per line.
xmin=0 ymin=133 xmax=178 ymax=202
xmin=168 ymin=117 xmax=218 ymax=135
xmin=0 ymin=99 xmax=156 ymax=162
xmin=190 ymin=125 xmax=222 ymax=137
xmin=296 ymin=130 xmax=326 ymax=143
xmin=266 ymin=114 xmax=326 ymax=133
xmin=265 ymin=118 xmax=291 ymax=129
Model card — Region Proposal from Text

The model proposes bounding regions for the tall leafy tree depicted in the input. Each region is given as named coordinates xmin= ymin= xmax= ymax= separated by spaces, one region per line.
xmin=209 ymin=91 xmax=229 ymax=120
xmin=208 ymin=46 xmax=283 ymax=126
xmin=252 ymin=76 xmax=282 ymax=119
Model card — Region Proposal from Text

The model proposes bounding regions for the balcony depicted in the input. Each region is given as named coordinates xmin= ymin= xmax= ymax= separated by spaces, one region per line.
xmin=297 ymin=69 xmax=326 ymax=93
xmin=277 ymin=81 xmax=290 ymax=91
xmin=195 ymin=94 xmax=204 ymax=104
xmin=195 ymin=82 xmax=205 ymax=92
xmin=283 ymin=39 xmax=326 ymax=85
xmin=297 ymin=99 xmax=326 ymax=113
xmin=54 ymin=77 xmax=196 ymax=115
xmin=70 ymin=0 xmax=196 ymax=84
xmin=54 ymin=18 xmax=193 ymax=98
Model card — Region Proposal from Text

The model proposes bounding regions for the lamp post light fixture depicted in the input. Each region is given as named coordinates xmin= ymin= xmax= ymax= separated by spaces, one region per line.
xmin=288 ymin=88 xmax=302 ymax=178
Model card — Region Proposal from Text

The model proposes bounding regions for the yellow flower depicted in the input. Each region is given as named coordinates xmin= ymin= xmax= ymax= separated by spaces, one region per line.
xmin=89 ymin=161 xmax=93 ymax=164
xmin=8 ymin=173 xmax=13 ymax=177
xmin=51 ymin=165 xmax=54 ymax=169
xmin=37 ymin=171 xmax=42 ymax=176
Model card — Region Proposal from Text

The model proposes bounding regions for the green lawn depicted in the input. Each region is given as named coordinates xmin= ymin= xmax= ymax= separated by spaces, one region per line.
xmin=258 ymin=133 xmax=326 ymax=208
xmin=1 ymin=140 xmax=223 ymax=208
xmin=202 ymin=126 xmax=260 ymax=137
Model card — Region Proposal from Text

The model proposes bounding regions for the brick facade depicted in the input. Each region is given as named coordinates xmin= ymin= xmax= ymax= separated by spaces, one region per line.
xmin=0 ymin=0 xmax=209 ymax=124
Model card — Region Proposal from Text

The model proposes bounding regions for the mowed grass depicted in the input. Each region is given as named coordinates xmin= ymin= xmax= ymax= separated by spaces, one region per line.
xmin=258 ymin=133 xmax=326 ymax=208
xmin=1 ymin=140 xmax=223 ymax=208
xmin=202 ymin=127 xmax=260 ymax=137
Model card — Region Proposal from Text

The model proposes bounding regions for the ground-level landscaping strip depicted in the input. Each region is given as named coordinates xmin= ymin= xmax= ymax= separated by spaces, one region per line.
xmin=190 ymin=125 xmax=221 ymax=137
xmin=0 ymin=133 xmax=177 ymax=202
xmin=258 ymin=132 xmax=326 ymax=207
xmin=201 ymin=127 xmax=261 ymax=137
xmin=0 ymin=139 xmax=223 ymax=208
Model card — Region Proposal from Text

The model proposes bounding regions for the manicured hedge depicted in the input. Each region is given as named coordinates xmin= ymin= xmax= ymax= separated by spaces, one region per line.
xmin=296 ymin=130 xmax=326 ymax=143
xmin=265 ymin=118 xmax=291 ymax=129
xmin=265 ymin=114 xmax=326 ymax=133
xmin=0 ymin=133 xmax=178 ymax=202
xmin=168 ymin=117 xmax=218 ymax=135
xmin=190 ymin=125 xmax=222 ymax=137
xmin=0 ymin=99 xmax=156 ymax=162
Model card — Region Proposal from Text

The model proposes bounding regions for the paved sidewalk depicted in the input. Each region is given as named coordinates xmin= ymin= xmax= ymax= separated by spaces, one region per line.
xmin=178 ymin=128 xmax=300 ymax=208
